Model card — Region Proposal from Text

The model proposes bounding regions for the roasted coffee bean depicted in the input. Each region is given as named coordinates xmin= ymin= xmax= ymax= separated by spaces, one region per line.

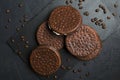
xmin=83 ymin=11 xmax=89 ymax=16
xmin=95 ymin=9 xmax=99 ymax=12
xmin=107 ymin=16 xmax=111 ymax=19
xmin=6 ymin=9 xmax=10 ymax=13
xmin=18 ymin=3 xmax=23 ymax=8
xmin=114 ymin=4 xmax=118 ymax=8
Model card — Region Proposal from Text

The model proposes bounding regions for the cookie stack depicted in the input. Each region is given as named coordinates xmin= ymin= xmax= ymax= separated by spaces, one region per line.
xmin=30 ymin=6 xmax=102 ymax=76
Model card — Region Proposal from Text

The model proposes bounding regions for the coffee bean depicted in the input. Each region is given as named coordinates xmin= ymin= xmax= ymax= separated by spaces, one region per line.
xmin=22 ymin=38 xmax=25 ymax=41
xmin=16 ymin=27 xmax=20 ymax=31
xmin=11 ymin=39 xmax=15 ymax=43
xmin=91 ymin=18 xmax=95 ymax=22
xmin=78 ymin=2 xmax=82 ymax=6
xmin=114 ymin=4 xmax=118 ymax=8
xmin=18 ymin=51 xmax=22 ymax=55
xmin=101 ymin=23 xmax=106 ymax=29
xmin=95 ymin=22 xmax=98 ymax=25
xmin=70 ymin=0 xmax=73 ymax=4
xmin=67 ymin=66 xmax=72 ymax=70
xmin=21 ymin=35 xmax=25 ymax=39
xmin=99 ymin=4 xmax=107 ymax=14
xmin=25 ymin=41 xmax=29 ymax=44
xmin=6 ymin=9 xmax=10 ymax=13
xmin=94 ymin=17 xmax=98 ymax=21
xmin=82 ymin=0 xmax=85 ymax=2
xmin=79 ymin=6 xmax=83 ymax=9
xmin=61 ymin=65 xmax=66 ymax=70
xmin=112 ymin=13 xmax=116 ymax=16
xmin=95 ymin=9 xmax=99 ymax=12
xmin=18 ymin=3 xmax=23 ymax=8
xmin=99 ymin=4 xmax=103 ymax=8
xmin=21 ymin=24 xmax=24 ymax=27
xmin=79 ymin=0 xmax=83 ymax=2
xmin=107 ymin=16 xmax=111 ymax=19
xmin=65 ymin=0 xmax=69 ymax=5
xmin=5 ymin=25 xmax=8 ymax=29
xmin=103 ymin=10 xmax=107 ymax=14
xmin=24 ymin=45 xmax=29 ymax=48
xmin=73 ymin=70 xmax=77 ymax=73
xmin=8 ymin=18 xmax=11 ymax=23
xmin=83 ymin=11 xmax=89 ymax=16
xmin=85 ymin=72 xmax=90 ymax=77
xmin=98 ymin=22 xmax=101 ymax=26
xmin=99 ymin=19 xmax=103 ymax=22
xmin=23 ymin=18 xmax=29 ymax=22
xmin=78 ymin=3 xmax=82 ymax=6
xmin=54 ymin=75 xmax=58 ymax=79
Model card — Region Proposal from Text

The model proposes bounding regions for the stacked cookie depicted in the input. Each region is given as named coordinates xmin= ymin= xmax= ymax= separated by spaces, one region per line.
xmin=30 ymin=6 xmax=102 ymax=76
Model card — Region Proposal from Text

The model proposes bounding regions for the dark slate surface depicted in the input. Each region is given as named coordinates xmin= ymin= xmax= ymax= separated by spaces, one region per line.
xmin=0 ymin=0 xmax=120 ymax=80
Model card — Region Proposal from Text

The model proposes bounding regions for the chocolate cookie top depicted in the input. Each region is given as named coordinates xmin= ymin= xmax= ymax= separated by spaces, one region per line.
xmin=77 ymin=46 xmax=101 ymax=61
xmin=30 ymin=46 xmax=61 ymax=76
xmin=36 ymin=22 xmax=64 ymax=50
xmin=66 ymin=25 xmax=102 ymax=58
xmin=48 ymin=6 xmax=82 ymax=35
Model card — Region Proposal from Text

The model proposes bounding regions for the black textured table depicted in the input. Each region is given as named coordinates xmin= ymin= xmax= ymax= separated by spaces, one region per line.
xmin=0 ymin=0 xmax=120 ymax=80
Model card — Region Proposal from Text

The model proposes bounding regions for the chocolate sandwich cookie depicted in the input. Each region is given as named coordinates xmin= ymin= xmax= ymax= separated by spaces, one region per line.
xmin=48 ymin=6 xmax=82 ymax=35
xmin=66 ymin=25 xmax=102 ymax=60
xmin=30 ymin=46 xmax=61 ymax=76
xmin=36 ymin=22 xmax=64 ymax=50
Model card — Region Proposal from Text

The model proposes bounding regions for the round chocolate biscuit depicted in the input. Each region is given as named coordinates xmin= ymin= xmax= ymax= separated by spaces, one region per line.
xmin=30 ymin=46 xmax=61 ymax=76
xmin=66 ymin=25 xmax=102 ymax=60
xmin=78 ymin=48 xmax=101 ymax=61
xmin=48 ymin=6 xmax=82 ymax=35
xmin=36 ymin=21 xmax=64 ymax=50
